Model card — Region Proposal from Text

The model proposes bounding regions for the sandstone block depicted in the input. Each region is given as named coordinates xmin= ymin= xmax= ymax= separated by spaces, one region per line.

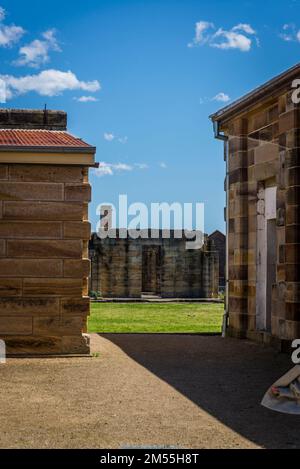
xmin=64 ymin=184 xmax=91 ymax=202
xmin=0 ymin=278 xmax=22 ymax=297
xmin=7 ymin=240 xmax=82 ymax=258
xmin=0 ymin=182 xmax=64 ymax=201
xmin=0 ymin=221 xmax=62 ymax=239
xmin=0 ymin=239 xmax=5 ymax=257
xmin=279 ymin=109 xmax=300 ymax=134
xmin=254 ymin=143 xmax=278 ymax=165
xmin=0 ymin=165 xmax=8 ymax=180
xmin=0 ymin=297 xmax=59 ymax=315
xmin=9 ymin=164 xmax=85 ymax=183
xmin=33 ymin=315 xmax=84 ymax=336
xmin=63 ymin=259 xmax=90 ymax=278
xmin=0 ymin=259 xmax=62 ymax=277
xmin=3 ymin=201 xmax=84 ymax=221
xmin=63 ymin=221 xmax=91 ymax=239
xmin=23 ymin=278 xmax=83 ymax=296
xmin=60 ymin=297 xmax=90 ymax=315
xmin=0 ymin=317 xmax=32 ymax=335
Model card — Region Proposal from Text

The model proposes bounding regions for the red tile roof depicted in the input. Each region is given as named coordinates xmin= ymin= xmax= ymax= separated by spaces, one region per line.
xmin=0 ymin=129 xmax=93 ymax=150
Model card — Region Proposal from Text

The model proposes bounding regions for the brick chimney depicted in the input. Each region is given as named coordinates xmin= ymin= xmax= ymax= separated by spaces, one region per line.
xmin=0 ymin=108 xmax=67 ymax=130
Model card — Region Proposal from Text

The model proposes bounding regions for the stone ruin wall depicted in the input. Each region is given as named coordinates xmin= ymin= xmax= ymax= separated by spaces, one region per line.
xmin=89 ymin=233 xmax=219 ymax=298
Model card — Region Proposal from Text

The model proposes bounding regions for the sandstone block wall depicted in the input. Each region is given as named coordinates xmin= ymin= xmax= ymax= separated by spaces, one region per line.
xmin=225 ymin=89 xmax=300 ymax=343
xmin=89 ymin=232 xmax=219 ymax=299
xmin=0 ymin=163 xmax=91 ymax=355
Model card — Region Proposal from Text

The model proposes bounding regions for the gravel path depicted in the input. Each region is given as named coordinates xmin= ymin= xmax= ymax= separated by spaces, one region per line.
xmin=0 ymin=333 xmax=299 ymax=448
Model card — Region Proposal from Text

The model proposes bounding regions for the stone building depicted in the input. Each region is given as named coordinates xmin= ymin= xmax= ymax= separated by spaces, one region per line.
xmin=0 ymin=109 xmax=95 ymax=355
xmin=208 ymin=230 xmax=225 ymax=290
xmin=211 ymin=63 xmax=300 ymax=348
xmin=89 ymin=230 xmax=219 ymax=298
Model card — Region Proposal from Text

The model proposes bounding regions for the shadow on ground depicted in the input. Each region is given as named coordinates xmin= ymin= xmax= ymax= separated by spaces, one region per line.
xmin=98 ymin=333 xmax=300 ymax=449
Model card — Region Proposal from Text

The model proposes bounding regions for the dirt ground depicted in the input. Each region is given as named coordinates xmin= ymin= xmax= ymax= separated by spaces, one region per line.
xmin=0 ymin=333 xmax=299 ymax=449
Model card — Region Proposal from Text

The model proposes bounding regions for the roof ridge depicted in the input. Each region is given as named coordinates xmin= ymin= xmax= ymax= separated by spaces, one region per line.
xmin=0 ymin=129 xmax=67 ymax=133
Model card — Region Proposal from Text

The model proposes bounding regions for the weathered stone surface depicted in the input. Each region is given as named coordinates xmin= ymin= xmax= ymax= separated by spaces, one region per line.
xmin=0 ymin=239 xmax=5 ymax=257
xmin=60 ymin=297 xmax=90 ymax=315
xmin=254 ymin=143 xmax=278 ymax=165
xmin=0 ymin=297 xmax=59 ymax=315
xmin=23 ymin=278 xmax=83 ymax=296
xmin=0 ymin=182 xmax=64 ymax=201
xmin=64 ymin=184 xmax=91 ymax=202
xmin=7 ymin=240 xmax=82 ymax=258
xmin=0 ymin=221 xmax=62 ymax=239
xmin=33 ymin=316 xmax=84 ymax=336
xmin=279 ymin=109 xmax=300 ymax=134
xmin=0 ymin=278 xmax=22 ymax=296
xmin=0 ymin=109 xmax=67 ymax=130
xmin=3 ymin=201 xmax=84 ymax=221
xmin=0 ymin=259 xmax=62 ymax=277
xmin=0 ymin=317 xmax=32 ymax=335
xmin=0 ymin=165 xmax=8 ymax=180
xmin=63 ymin=259 xmax=90 ymax=278
xmin=9 ymin=165 xmax=85 ymax=183
xmin=63 ymin=221 xmax=91 ymax=239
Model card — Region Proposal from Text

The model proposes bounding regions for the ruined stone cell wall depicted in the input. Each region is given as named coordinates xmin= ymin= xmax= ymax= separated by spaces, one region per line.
xmin=208 ymin=231 xmax=225 ymax=288
xmin=89 ymin=234 xmax=219 ymax=298
xmin=90 ymin=235 xmax=142 ymax=298
xmin=0 ymin=163 xmax=91 ymax=355
xmin=226 ymin=89 xmax=300 ymax=341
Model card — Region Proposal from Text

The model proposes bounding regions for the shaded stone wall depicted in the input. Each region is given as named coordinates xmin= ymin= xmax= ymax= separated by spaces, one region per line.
xmin=208 ymin=230 xmax=225 ymax=289
xmin=0 ymin=164 xmax=91 ymax=354
xmin=224 ymin=88 xmax=300 ymax=344
xmin=89 ymin=232 xmax=219 ymax=298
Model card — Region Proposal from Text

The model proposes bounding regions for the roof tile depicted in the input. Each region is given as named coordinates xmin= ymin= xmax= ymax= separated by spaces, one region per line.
xmin=0 ymin=129 xmax=92 ymax=149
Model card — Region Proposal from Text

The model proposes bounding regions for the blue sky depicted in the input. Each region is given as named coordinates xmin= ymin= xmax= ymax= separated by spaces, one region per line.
xmin=0 ymin=0 xmax=299 ymax=233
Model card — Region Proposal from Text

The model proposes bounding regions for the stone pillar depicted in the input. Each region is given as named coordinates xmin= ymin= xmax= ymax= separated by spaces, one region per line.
xmin=227 ymin=118 xmax=249 ymax=337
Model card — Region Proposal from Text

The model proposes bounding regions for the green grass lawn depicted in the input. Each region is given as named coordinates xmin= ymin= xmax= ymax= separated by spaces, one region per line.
xmin=88 ymin=302 xmax=223 ymax=334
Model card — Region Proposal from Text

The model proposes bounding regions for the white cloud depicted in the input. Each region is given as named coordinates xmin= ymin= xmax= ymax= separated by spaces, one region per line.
xmin=0 ymin=24 xmax=25 ymax=47
xmin=0 ymin=6 xmax=25 ymax=47
xmin=0 ymin=69 xmax=100 ymax=100
xmin=211 ymin=28 xmax=252 ymax=51
xmin=212 ymin=92 xmax=231 ymax=103
xmin=159 ymin=162 xmax=167 ymax=169
xmin=94 ymin=161 xmax=148 ymax=177
xmin=0 ymin=6 xmax=5 ymax=21
xmin=135 ymin=163 xmax=149 ymax=169
xmin=104 ymin=132 xmax=128 ymax=143
xmin=114 ymin=163 xmax=132 ymax=171
xmin=0 ymin=77 xmax=6 ymax=102
xmin=118 ymin=136 xmax=128 ymax=144
xmin=74 ymin=95 xmax=98 ymax=102
xmin=104 ymin=132 xmax=115 ymax=141
xmin=188 ymin=21 xmax=214 ymax=47
xmin=94 ymin=162 xmax=133 ymax=177
xmin=188 ymin=20 xmax=257 ymax=52
xmin=232 ymin=23 xmax=256 ymax=35
xmin=280 ymin=24 xmax=300 ymax=42
xmin=14 ymin=29 xmax=61 ymax=67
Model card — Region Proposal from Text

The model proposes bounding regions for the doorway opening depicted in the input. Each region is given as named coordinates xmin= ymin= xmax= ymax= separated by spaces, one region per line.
xmin=142 ymin=245 xmax=162 ymax=296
